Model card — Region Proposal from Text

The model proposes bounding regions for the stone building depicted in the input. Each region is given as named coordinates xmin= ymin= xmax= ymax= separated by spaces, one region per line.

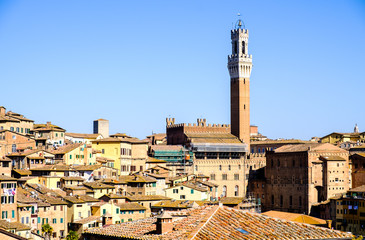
xmin=0 ymin=107 xmax=34 ymax=135
xmin=264 ymin=143 xmax=350 ymax=215
xmin=93 ymin=119 xmax=109 ymax=138
xmin=350 ymin=153 xmax=365 ymax=188
xmin=31 ymin=122 xmax=66 ymax=148
xmin=0 ymin=130 xmax=36 ymax=158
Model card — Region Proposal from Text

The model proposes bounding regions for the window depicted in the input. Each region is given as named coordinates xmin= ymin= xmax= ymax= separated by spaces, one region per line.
xmin=219 ymin=165 xmax=222 ymax=171
xmin=12 ymin=210 xmax=14 ymax=218
xmin=16 ymin=127 xmax=19 ymax=132
xmin=299 ymin=196 xmax=302 ymax=206
xmin=10 ymin=127 xmax=14 ymax=132
xmin=289 ymin=196 xmax=293 ymax=206
xmin=234 ymin=185 xmax=239 ymax=196
xmin=195 ymin=165 xmax=198 ymax=171
xmin=191 ymin=189 xmax=194 ymax=194
xmin=271 ymin=195 xmax=274 ymax=205
xmin=234 ymin=174 xmax=239 ymax=180
xmin=102 ymin=149 xmax=105 ymax=154
xmin=222 ymin=174 xmax=227 ymax=180
xmin=173 ymin=189 xmax=178 ymax=194
xmin=222 ymin=186 xmax=227 ymax=197
xmin=38 ymin=217 xmax=40 ymax=223
xmin=180 ymin=195 xmax=186 ymax=199
xmin=103 ymin=209 xmax=106 ymax=215
xmin=2 ymin=211 xmax=7 ymax=219
xmin=12 ymin=144 xmax=16 ymax=153
xmin=210 ymin=174 xmax=216 ymax=180
xmin=116 ymin=208 xmax=119 ymax=214
xmin=53 ymin=218 xmax=57 ymax=224
xmin=60 ymin=218 xmax=63 ymax=223
xmin=228 ymin=165 xmax=231 ymax=171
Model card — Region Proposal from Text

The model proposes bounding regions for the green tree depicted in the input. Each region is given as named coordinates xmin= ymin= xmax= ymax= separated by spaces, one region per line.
xmin=41 ymin=223 xmax=53 ymax=240
xmin=66 ymin=230 xmax=79 ymax=240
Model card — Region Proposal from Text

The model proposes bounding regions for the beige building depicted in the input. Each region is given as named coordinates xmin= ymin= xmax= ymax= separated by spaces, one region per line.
xmin=93 ymin=119 xmax=109 ymax=138
xmin=52 ymin=142 xmax=96 ymax=165
xmin=0 ymin=106 xmax=34 ymax=135
xmin=31 ymin=122 xmax=66 ymax=148
xmin=0 ymin=175 xmax=18 ymax=222
xmin=264 ymin=143 xmax=350 ymax=215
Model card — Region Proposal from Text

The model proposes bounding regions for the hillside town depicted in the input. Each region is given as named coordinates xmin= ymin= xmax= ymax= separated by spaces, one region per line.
xmin=1 ymin=19 xmax=364 ymax=240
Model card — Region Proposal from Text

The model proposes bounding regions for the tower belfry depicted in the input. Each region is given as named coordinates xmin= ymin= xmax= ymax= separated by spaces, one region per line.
xmin=228 ymin=17 xmax=252 ymax=147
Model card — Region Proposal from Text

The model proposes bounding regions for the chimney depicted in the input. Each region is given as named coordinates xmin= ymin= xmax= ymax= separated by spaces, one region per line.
xmin=0 ymin=106 xmax=6 ymax=116
xmin=46 ymin=122 xmax=51 ymax=127
xmin=156 ymin=211 xmax=173 ymax=234
xmin=326 ymin=220 xmax=332 ymax=229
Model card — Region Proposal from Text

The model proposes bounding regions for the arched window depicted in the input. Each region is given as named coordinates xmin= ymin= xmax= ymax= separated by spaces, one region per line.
xmin=223 ymin=185 xmax=227 ymax=197
xmin=228 ymin=165 xmax=231 ymax=171
xmin=242 ymin=41 xmax=246 ymax=54
xmin=238 ymin=164 xmax=241 ymax=170
xmin=10 ymin=127 xmax=14 ymax=132
xmin=234 ymin=185 xmax=239 ymax=196
xmin=16 ymin=127 xmax=19 ymax=132
xmin=219 ymin=165 xmax=222 ymax=171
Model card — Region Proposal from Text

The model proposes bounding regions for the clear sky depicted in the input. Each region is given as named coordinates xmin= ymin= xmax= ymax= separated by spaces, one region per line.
xmin=0 ymin=0 xmax=364 ymax=140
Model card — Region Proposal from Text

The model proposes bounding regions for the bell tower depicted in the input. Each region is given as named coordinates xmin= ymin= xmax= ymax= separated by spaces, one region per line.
xmin=228 ymin=18 xmax=252 ymax=148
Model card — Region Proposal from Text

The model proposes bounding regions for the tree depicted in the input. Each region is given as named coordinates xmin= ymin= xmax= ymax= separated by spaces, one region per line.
xmin=41 ymin=223 xmax=53 ymax=240
xmin=66 ymin=230 xmax=79 ymax=240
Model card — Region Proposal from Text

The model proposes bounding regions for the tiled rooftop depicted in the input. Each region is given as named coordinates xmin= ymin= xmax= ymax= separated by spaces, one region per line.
xmin=85 ymin=205 xmax=353 ymax=240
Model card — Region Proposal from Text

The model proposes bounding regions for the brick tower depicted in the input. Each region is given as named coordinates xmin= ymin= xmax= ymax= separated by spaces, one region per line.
xmin=228 ymin=18 xmax=252 ymax=148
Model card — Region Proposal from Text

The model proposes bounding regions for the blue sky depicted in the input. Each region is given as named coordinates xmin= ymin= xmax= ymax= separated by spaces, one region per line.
xmin=0 ymin=0 xmax=364 ymax=140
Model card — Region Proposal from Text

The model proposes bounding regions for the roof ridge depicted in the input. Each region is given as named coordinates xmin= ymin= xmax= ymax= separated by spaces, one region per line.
xmin=189 ymin=205 xmax=220 ymax=239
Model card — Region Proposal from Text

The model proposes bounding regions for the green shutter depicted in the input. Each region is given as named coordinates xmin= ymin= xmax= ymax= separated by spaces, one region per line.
xmin=38 ymin=217 xmax=40 ymax=223
xmin=12 ymin=210 xmax=14 ymax=218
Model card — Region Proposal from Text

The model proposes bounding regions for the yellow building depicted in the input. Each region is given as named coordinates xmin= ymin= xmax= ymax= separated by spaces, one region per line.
xmin=83 ymin=182 xmax=115 ymax=199
xmin=165 ymin=182 xmax=209 ymax=201
xmin=52 ymin=143 xmax=96 ymax=165
xmin=117 ymin=202 xmax=147 ymax=223
xmin=92 ymin=136 xmax=149 ymax=175
xmin=38 ymin=176 xmax=61 ymax=189
xmin=320 ymin=132 xmax=361 ymax=145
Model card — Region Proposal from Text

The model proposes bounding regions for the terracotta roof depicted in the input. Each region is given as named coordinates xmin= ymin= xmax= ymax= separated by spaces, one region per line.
xmin=251 ymin=139 xmax=313 ymax=145
xmin=61 ymin=176 xmax=84 ymax=181
xmin=63 ymin=196 xmax=85 ymax=204
xmin=319 ymin=155 xmax=347 ymax=161
xmin=193 ymin=207 xmax=352 ymax=240
xmin=83 ymin=182 xmax=115 ymax=189
xmin=119 ymin=174 xmax=156 ymax=183
xmin=126 ymin=195 xmax=171 ymax=201
xmin=79 ymin=195 xmax=100 ymax=202
xmin=92 ymin=137 xmax=149 ymax=144
xmin=167 ymin=182 xmax=208 ymax=192
xmin=274 ymin=143 xmax=345 ymax=153
xmin=102 ymin=193 xmax=126 ymax=199
xmin=0 ymin=220 xmax=31 ymax=231
xmin=152 ymin=200 xmax=206 ymax=209
xmin=66 ymin=133 xmax=101 ymax=139
xmin=220 ymin=197 xmax=244 ymax=205
xmin=117 ymin=202 xmax=146 ymax=211
xmin=74 ymin=165 xmax=103 ymax=171
xmin=96 ymin=157 xmax=115 ymax=162
xmin=0 ymin=175 xmax=17 ymax=181
xmin=31 ymin=164 xmax=74 ymax=172
xmin=73 ymin=215 xmax=101 ymax=224
xmin=348 ymin=185 xmax=365 ymax=193
xmin=186 ymin=132 xmax=242 ymax=144
xmin=85 ymin=205 xmax=352 ymax=239
xmin=51 ymin=143 xmax=83 ymax=154
xmin=262 ymin=211 xmax=327 ymax=225
xmin=33 ymin=123 xmax=65 ymax=132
